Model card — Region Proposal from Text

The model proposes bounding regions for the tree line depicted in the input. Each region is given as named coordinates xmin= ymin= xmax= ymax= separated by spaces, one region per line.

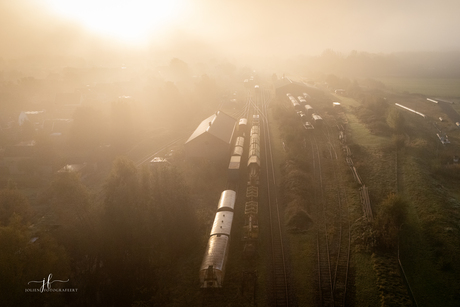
xmin=0 ymin=157 xmax=198 ymax=306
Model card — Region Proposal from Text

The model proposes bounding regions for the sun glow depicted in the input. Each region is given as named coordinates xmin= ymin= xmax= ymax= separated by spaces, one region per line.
xmin=44 ymin=0 xmax=185 ymax=45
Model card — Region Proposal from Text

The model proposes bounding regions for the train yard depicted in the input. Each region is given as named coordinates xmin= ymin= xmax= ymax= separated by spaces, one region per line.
xmin=198 ymin=85 xmax=293 ymax=306
xmin=196 ymin=83 xmax=360 ymax=306
xmin=309 ymin=128 xmax=351 ymax=307
xmin=189 ymin=72 xmax=460 ymax=306
xmin=260 ymin=89 xmax=291 ymax=306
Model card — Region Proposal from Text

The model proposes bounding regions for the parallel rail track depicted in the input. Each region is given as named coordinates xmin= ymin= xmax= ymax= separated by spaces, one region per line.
xmin=257 ymin=88 xmax=291 ymax=306
xmin=308 ymin=119 xmax=350 ymax=307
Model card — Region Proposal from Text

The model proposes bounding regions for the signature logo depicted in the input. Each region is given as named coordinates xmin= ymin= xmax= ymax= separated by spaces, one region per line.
xmin=27 ymin=274 xmax=74 ymax=293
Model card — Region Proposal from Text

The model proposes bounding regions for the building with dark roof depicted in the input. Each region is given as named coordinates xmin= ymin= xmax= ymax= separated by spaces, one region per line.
xmin=185 ymin=111 xmax=237 ymax=160
xmin=274 ymin=77 xmax=323 ymax=98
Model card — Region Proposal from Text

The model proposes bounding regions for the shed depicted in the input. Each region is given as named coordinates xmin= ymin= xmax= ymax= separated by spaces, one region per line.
xmin=185 ymin=111 xmax=237 ymax=160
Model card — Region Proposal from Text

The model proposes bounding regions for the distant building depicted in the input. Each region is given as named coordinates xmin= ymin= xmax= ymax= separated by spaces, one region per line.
xmin=57 ymin=163 xmax=92 ymax=179
xmin=274 ymin=77 xmax=323 ymax=98
xmin=18 ymin=110 xmax=45 ymax=127
xmin=185 ymin=111 xmax=237 ymax=160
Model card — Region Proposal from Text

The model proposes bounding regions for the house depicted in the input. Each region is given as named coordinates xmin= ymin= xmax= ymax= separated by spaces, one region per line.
xmin=185 ymin=111 xmax=237 ymax=160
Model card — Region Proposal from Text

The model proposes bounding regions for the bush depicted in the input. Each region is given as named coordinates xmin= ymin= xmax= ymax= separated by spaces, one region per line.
xmin=373 ymin=193 xmax=409 ymax=251
xmin=284 ymin=198 xmax=313 ymax=232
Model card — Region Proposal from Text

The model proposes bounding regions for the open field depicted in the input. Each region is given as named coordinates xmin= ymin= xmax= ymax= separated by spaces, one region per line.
xmin=340 ymin=89 xmax=460 ymax=306
xmin=376 ymin=77 xmax=460 ymax=98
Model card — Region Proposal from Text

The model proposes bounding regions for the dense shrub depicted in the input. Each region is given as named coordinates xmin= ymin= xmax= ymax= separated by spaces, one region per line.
xmin=373 ymin=193 xmax=409 ymax=251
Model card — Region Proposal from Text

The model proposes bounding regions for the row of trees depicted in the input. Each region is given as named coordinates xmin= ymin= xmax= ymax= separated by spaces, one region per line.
xmin=324 ymin=74 xmax=406 ymax=138
xmin=0 ymin=157 xmax=198 ymax=306
xmin=294 ymin=50 xmax=460 ymax=78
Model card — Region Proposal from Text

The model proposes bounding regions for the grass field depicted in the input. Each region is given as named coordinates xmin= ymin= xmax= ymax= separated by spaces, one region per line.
xmin=376 ymin=77 xmax=460 ymax=98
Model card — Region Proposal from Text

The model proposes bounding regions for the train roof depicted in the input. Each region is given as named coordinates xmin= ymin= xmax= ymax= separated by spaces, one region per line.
xmin=248 ymin=144 xmax=260 ymax=159
xmin=239 ymin=118 xmax=248 ymax=126
xmin=247 ymin=155 xmax=260 ymax=167
xmin=186 ymin=111 xmax=236 ymax=145
xmin=235 ymin=136 xmax=245 ymax=147
xmin=228 ymin=155 xmax=241 ymax=169
xmin=217 ymin=190 xmax=236 ymax=211
xmin=250 ymin=125 xmax=260 ymax=135
xmin=210 ymin=211 xmax=234 ymax=236
xmin=199 ymin=235 xmax=229 ymax=273
xmin=232 ymin=146 xmax=244 ymax=156
xmin=249 ymin=135 xmax=260 ymax=146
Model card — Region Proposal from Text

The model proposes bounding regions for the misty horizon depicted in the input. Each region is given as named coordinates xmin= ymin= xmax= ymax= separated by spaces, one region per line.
xmin=1 ymin=0 xmax=460 ymax=62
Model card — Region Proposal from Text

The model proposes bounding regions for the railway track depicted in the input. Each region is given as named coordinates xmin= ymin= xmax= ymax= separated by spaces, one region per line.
xmin=309 ymin=120 xmax=350 ymax=307
xmin=257 ymin=88 xmax=291 ymax=306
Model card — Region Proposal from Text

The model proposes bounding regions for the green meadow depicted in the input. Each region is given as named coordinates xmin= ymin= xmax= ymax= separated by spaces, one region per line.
xmin=377 ymin=77 xmax=460 ymax=98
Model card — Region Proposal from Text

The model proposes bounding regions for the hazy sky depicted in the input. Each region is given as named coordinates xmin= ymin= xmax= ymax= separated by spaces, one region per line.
xmin=1 ymin=0 xmax=460 ymax=60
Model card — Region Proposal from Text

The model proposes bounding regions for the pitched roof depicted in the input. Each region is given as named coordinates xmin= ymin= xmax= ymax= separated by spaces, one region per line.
xmin=186 ymin=111 xmax=236 ymax=144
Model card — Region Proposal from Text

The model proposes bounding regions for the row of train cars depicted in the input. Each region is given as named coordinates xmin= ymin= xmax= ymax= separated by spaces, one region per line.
xmin=199 ymin=115 xmax=261 ymax=288
xmin=287 ymin=92 xmax=323 ymax=129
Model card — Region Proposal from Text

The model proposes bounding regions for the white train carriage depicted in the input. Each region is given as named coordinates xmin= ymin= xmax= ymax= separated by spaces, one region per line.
xmin=199 ymin=189 xmax=236 ymax=289
xmin=216 ymin=190 xmax=236 ymax=212
xmin=199 ymin=235 xmax=230 ymax=288
xmin=210 ymin=211 xmax=234 ymax=236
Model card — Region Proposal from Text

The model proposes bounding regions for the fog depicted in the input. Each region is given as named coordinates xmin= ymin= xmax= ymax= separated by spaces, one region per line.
xmin=2 ymin=0 xmax=460 ymax=61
